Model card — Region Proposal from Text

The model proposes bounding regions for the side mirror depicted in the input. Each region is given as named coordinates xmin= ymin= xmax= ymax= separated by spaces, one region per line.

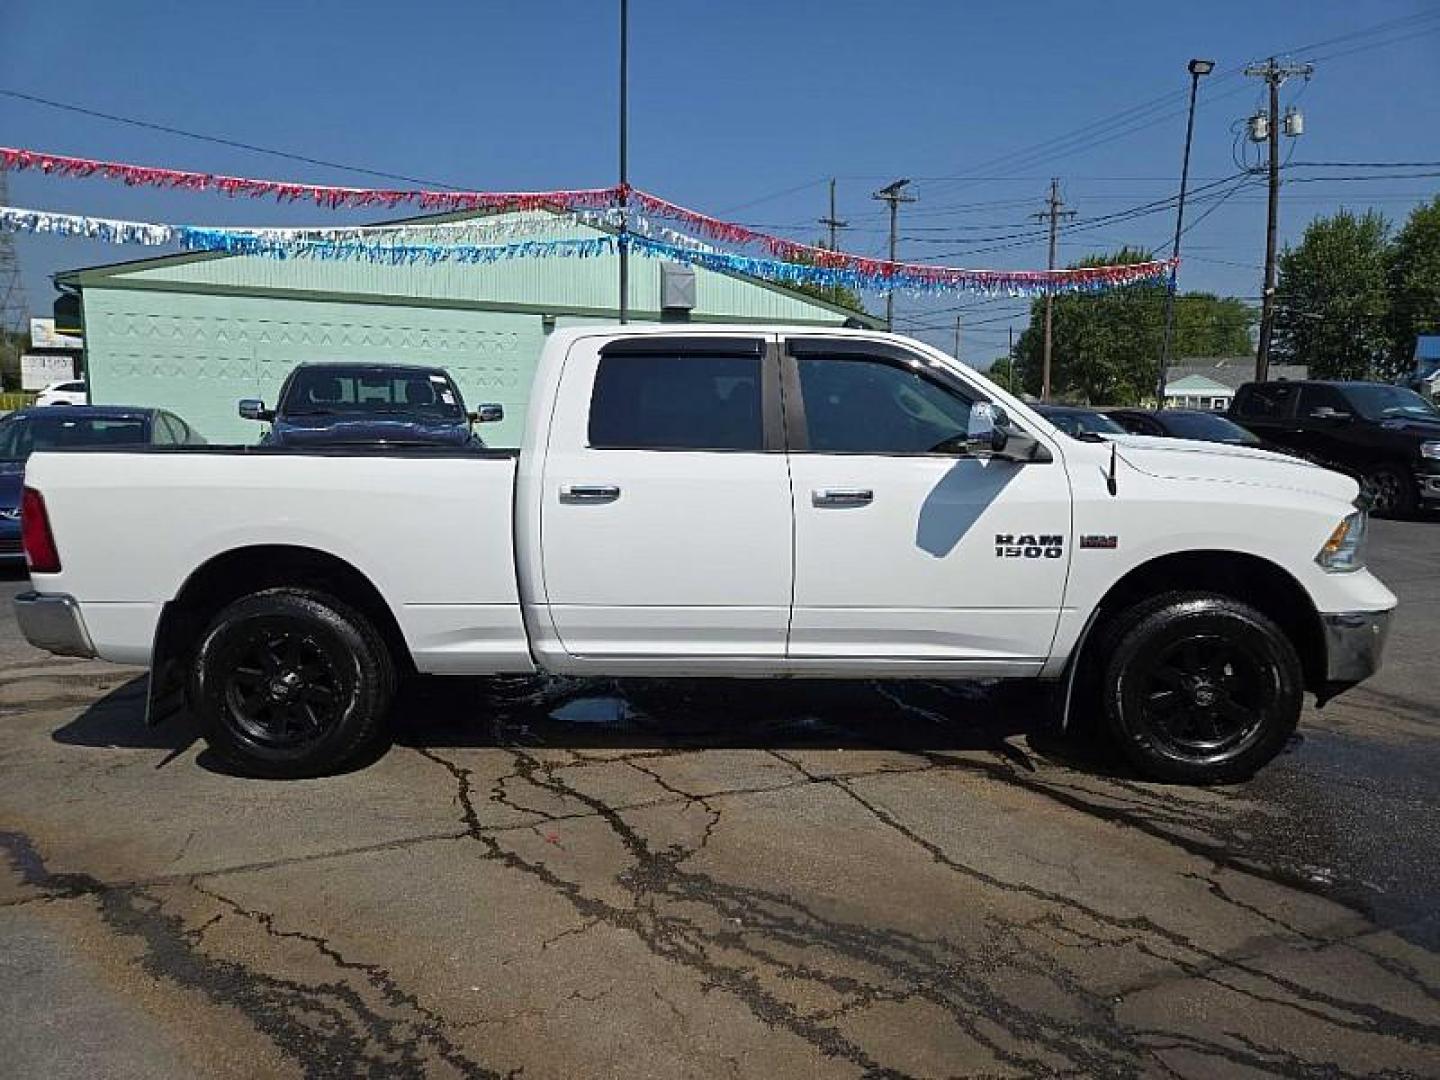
xmin=238 ymin=399 xmax=273 ymax=422
xmin=965 ymin=403 xmax=1010 ymax=458
xmin=470 ymin=403 xmax=504 ymax=423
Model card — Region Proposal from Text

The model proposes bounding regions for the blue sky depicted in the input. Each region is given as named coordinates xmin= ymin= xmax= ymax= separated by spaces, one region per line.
xmin=4 ymin=1 xmax=1438 ymax=363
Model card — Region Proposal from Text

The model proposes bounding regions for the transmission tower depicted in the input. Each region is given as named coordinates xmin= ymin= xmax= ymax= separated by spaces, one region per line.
xmin=0 ymin=173 xmax=28 ymax=335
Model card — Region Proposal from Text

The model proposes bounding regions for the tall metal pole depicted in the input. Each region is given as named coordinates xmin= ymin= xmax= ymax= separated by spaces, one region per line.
xmin=617 ymin=0 xmax=630 ymax=324
xmin=1157 ymin=60 xmax=1213 ymax=406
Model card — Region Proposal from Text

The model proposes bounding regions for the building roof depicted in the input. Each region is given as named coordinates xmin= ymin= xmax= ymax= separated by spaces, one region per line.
xmin=53 ymin=205 xmax=885 ymax=329
xmin=1165 ymin=373 xmax=1233 ymax=394
xmin=1169 ymin=357 xmax=1307 ymax=390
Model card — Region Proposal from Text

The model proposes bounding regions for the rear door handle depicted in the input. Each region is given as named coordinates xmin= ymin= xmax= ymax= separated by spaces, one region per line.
xmin=812 ymin=487 xmax=873 ymax=507
xmin=560 ymin=484 xmax=621 ymax=504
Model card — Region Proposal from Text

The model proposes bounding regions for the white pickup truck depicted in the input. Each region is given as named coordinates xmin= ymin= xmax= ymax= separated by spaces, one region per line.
xmin=15 ymin=327 xmax=1395 ymax=783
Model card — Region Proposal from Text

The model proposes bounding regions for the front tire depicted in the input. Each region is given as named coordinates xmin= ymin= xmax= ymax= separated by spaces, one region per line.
xmin=1101 ymin=593 xmax=1302 ymax=784
xmin=192 ymin=589 xmax=394 ymax=778
xmin=1361 ymin=463 xmax=1416 ymax=518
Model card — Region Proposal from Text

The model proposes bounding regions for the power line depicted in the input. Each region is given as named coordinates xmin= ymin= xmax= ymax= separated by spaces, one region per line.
xmin=0 ymin=87 xmax=465 ymax=190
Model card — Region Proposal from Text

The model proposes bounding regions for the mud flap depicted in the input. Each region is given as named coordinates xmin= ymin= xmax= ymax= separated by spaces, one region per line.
xmin=143 ymin=603 xmax=190 ymax=727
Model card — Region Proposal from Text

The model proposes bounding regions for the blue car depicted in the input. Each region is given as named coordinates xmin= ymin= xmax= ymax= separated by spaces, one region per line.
xmin=0 ymin=406 xmax=206 ymax=563
xmin=240 ymin=363 xmax=501 ymax=448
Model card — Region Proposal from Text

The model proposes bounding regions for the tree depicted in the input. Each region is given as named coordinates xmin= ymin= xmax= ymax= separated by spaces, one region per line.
xmin=1010 ymin=248 xmax=1254 ymax=403
xmin=1388 ymin=196 xmax=1440 ymax=375
xmin=985 ymin=354 xmax=1019 ymax=392
xmin=0 ymin=329 xmax=27 ymax=392
xmin=772 ymin=240 xmax=868 ymax=315
xmin=1272 ymin=209 xmax=1392 ymax=380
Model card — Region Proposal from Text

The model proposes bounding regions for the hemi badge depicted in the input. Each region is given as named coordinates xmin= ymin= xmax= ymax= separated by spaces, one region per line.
xmin=1080 ymin=535 xmax=1118 ymax=550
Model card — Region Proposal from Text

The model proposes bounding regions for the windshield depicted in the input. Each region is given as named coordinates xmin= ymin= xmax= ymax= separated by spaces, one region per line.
xmin=1040 ymin=408 xmax=1126 ymax=436
xmin=279 ymin=367 xmax=465 ymax=419
xmin=1342 ymin=384 xmax=1440 ymax=421
xmin=1159 ymin=412 xmax=1260 ymax=444
xmin=0 ymin=413 xmax=149 ymax=460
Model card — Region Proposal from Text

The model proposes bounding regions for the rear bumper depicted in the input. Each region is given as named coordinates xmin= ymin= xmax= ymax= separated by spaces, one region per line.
xmin=13 ymin=591 xmax=97 ymax=658
xmin=1321 ymin=608 xmax=1392 ymax=683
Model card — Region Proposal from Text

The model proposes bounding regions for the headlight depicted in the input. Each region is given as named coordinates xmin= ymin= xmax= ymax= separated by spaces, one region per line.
xmin=1421 ymin=441 xmax=1440 ymax=461
xmin=1315 ymin=511 xmax=1367 ymax=572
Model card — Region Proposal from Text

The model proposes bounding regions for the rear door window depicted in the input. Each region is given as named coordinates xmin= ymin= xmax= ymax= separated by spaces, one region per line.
xmin=1298 ymin=385 xmax=1349 ymax=417
xmin=588 ymin=353 xmax=763 ymax=451
xmin=1234 ymin=383 xmax=1300 ymax=419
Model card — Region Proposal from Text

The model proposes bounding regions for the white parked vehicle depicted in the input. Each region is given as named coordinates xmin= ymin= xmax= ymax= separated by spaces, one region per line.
xmin=15 ymin=327 xmax=1395 ymax=783
xmin=34 ymin=380 xmax=87 ymax=407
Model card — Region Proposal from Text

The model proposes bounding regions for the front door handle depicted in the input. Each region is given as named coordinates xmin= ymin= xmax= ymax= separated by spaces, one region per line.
xmin=560 ymin=484 xmax=621 ymax=504
xmin=812 ymin=487 xmax=873 ymax=507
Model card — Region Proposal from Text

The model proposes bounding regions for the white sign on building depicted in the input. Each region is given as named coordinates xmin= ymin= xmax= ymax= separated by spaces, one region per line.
xmin=21 ymin=353 xmax=78 ymax=390
xmin=29 ymin=318 xmax=83 ymax=351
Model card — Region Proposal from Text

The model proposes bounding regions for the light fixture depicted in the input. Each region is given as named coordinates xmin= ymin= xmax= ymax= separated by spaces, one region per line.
xmin=1188 ymin=58 xmax=1216 ymax=76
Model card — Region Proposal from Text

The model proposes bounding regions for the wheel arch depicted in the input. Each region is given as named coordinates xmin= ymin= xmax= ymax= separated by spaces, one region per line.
xmin=1065 ymin=550 xmax=1327 ymax=722
xmin=147 ymin=545 xmax=414 ymax=724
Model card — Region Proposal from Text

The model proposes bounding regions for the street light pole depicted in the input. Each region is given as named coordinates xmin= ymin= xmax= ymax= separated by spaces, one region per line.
xmin=1156 ymin=58 xmax=1214 ymax=406
xmin=617 ymin=0 xmax=630 ymax=325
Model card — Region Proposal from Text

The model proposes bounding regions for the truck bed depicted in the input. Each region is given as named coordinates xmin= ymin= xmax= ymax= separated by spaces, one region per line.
xmin=24 ymin=447 xmax=531 ymax=673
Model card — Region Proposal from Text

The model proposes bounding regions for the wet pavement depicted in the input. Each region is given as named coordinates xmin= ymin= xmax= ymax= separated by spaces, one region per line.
xmin=0 ymin=518 xmax=1437 ymax=1078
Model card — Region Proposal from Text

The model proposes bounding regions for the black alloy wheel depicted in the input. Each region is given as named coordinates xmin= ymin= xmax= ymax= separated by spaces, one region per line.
xmin=1132 ymin=633 xmax=1271 ymax=764
xmin=193 ymin=589 xmax=394 ymax=778
xmin=1361 ymin=464 xmax=1415 ymax=518
xmin=225 ymin=627 xmax=343 ymax=750
xmin=1101 ymin=592 xmax=1302 ymax=784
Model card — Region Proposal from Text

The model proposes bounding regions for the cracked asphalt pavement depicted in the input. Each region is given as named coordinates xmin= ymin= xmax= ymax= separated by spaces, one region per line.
xmin=1 ymin=519 xmax=1438 ymax=1078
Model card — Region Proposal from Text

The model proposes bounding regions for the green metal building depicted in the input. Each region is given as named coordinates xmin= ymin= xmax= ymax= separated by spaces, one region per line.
xmin=56 ymin=210 xmax=879 ymax=446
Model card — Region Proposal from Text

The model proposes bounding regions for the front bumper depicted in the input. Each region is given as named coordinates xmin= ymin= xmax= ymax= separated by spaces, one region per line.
xmin=1321 ymin=608 xmax=1392 ymax=683
xmin=13 ymin=591 xmax=97 ymax=658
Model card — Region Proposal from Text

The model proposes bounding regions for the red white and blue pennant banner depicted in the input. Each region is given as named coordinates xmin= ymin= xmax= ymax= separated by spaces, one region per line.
xmin=1 ymin=205 xmax=1175 ymax=296
xmin=0 ymin=145 xmax=1177 ymax=295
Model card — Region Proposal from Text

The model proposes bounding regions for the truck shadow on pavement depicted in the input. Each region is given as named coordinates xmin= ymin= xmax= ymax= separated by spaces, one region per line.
xmin=52 ymin=672 xmax=1115 ymax=778
xmin=386 ymin=673 xmax=1115 ymax=777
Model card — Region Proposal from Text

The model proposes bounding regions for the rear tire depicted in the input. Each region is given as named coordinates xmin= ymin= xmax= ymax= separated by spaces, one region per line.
xmin=1100 ymin=592 xmax=1302 ymax=784
xmin=192 ymin=589 xmax=394 ymax=778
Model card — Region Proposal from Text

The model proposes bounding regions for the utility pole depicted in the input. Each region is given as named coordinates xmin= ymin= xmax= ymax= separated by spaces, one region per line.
xmin=617 ymin=0 xmax=630 ymax=324
xmin=953 ymin=315 xmax=962 ymax=362
xmin=1032 ymin=178 xmax=1075 ymax=400
xmin=872 ymin=178 xmax=915 ymax=330
xmin=1008 ymin=324 xmax=1016 ymax=394
xmin=819 ymin=178 xmax=848 ymax=251
xmin=1245 ymin=56 xmax=1312 ymax=382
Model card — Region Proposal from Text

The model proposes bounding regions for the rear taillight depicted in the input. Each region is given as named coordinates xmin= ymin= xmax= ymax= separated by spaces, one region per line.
xmin=21 ymin=487 xmax=61 ymax=573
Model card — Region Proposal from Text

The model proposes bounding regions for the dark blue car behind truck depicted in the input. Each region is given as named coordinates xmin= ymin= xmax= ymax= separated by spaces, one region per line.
xmin=240 ymin=363 xmax=501 ymax=448
xmin=0 ymin=406 xmax=205 ymax=562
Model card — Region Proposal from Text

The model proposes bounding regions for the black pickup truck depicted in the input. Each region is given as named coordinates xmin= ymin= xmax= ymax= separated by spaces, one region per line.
xmin=1229 ymin=380 xmax=1440 ymax=516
